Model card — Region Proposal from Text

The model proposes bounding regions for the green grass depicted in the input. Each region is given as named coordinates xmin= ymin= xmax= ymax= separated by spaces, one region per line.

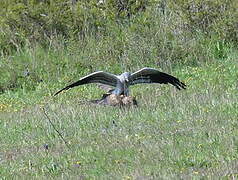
xmin=0 ymin=1 xmax=238 ymax=178
xmin=0 ymin=48 xmax=237 ymax=178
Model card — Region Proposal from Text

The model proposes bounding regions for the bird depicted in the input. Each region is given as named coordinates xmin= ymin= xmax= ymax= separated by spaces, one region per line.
xmin=54 ymin=67 xmax=186 ymax=96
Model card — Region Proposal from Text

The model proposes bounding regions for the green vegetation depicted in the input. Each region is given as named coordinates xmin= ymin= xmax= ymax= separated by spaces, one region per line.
xmin=0 ymin=0 xmax=237 ymax=178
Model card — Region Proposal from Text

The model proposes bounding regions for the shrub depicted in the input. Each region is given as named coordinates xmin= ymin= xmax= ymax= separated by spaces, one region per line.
xmin=169 ymin=0 xmax=238 ymax=43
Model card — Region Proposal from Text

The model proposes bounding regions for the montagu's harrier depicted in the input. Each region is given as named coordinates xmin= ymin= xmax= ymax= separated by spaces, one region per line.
xmin=54 ymin=67 xmax=186 ymax=96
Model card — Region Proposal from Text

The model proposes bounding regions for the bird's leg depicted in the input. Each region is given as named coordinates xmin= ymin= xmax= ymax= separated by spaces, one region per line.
xmin=112 ymin=80 xmax=124 ymax=95
xmin=125 ymin=89 xmax=129 ymax=96
xmin=123 ymin=83 xmax=129 ymax=96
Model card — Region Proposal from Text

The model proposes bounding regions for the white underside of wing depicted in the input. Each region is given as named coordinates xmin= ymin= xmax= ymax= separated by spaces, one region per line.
xmin=80 ymin=71 xmax=119 ymax=87
xmin=130 ymin=67 xmax=160 ymax=84
xmin=130 ymin=77 xmax=153 ymax=85
xmin=131 ymin=67 xmax=159 ymax=76
xmin=97 ymin=83 xmax=114 ymax=91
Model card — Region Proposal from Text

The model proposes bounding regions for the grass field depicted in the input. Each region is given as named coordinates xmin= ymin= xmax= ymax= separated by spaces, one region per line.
xmin=0 ymin=45 xmax=237 ymax=179
xmin=1 ymin=1 xmax=238 ymax=179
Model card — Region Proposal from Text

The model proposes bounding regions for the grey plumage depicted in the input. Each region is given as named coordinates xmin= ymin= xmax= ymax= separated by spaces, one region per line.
xmin=54 ymin=67 xmax=186 ymax=96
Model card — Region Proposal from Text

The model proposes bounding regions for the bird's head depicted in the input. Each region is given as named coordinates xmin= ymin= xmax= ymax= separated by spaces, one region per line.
xmin=122 ymin=72 xmax=131 ymax=82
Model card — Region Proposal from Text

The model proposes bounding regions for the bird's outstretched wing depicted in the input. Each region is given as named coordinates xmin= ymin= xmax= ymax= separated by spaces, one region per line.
xmin=130 ymin=68 xmax=186 ymax=90
xmin=97 ymin=84 xmax=115 ymax=93
xmin=54 ymin=71 xmax=118 ymax=96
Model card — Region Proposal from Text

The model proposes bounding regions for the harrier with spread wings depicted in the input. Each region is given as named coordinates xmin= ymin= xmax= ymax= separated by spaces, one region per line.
xmin=54 ymin=68 xmax=186 ymax=96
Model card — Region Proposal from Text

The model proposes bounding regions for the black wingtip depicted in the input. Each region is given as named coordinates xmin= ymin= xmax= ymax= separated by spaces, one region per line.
xmin=177 ymin=82 xmax=186 ymax=90
xmin=181 ymin=81 xmax=187 ymax=89
xmin=53 ymin=90 xmax=61 ymax=96
xmin=53 ymin=88 xmax=67 ymax=96
xmin=174 ymin=80 xmax=187 ymax=90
